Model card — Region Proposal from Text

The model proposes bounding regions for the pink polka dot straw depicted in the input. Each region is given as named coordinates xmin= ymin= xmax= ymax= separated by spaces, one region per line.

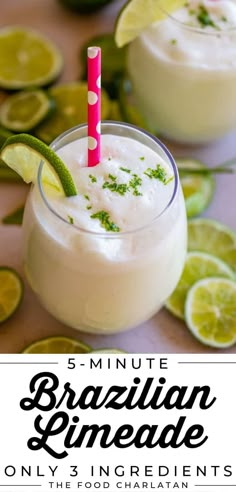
xmin=87 ymin=46 xmax=101 ymax=167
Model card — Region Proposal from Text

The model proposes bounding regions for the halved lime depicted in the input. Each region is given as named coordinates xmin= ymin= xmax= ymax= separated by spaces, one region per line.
xmin=22 ymin=336 xmax=92 ymax=354
xmin=0 ymin=267 xmax=23 ymax=323
xmin=188 ymin=219 xmax=236 ymax=273
xmin=35 ymin=82 xmax=110 ymax=144
xmin=91 ymin=348 xmax=127 ymax=354
xmin=0 ymin=134 xmax=77 ymax=196
xmin=177 ymin=158 xmax=215 ymax=218
xmin=185 ymin=277 xmax=236 ymax=348
xmin=115 ymin=0 xmax=186 ymax=47
xmin=0 ymin=90 xmax=54 ymax=132
xmin=0 ymin=27 xmax=63 ymax=90
xmin=166 ymin=252 xmax=235 ymax=320
xmin=58 ymin=0 xmax=113 ymax=13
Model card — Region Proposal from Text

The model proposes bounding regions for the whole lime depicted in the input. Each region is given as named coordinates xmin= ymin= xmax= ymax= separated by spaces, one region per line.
xmin=58 ymin=0 xmax=114 ymax=13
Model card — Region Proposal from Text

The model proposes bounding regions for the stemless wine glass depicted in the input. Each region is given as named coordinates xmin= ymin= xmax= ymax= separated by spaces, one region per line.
xmin=22 ymin=122 xmax=187 ymax=334
xmin=127 ymin=2 xmax=236 ymax=143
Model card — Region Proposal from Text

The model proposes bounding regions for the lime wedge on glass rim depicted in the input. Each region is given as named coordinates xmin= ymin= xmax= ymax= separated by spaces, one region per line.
xmin=0 ymin=90 xmax=55 ymax=133
xmin=0 ymin=134 xmax=77 ymax=196
xmin=166 ymin=251 xmax=235 ymax=320
xmin=0 ymin=27 xmax=63 ymax=90
xmin=22 ymin=336 xmax=92 ymax=354
xmin=0 ymin=267 xmax=23 ymax=323
xmin=115 ymin=0 xmax=186 ymax=47
xmin=176 ymin=158 xmax=215 ymax=218
xmin=185 ymin=277 xmax=236 ymax=348
xmin=188 ymin=219 xmax=236 ymax=273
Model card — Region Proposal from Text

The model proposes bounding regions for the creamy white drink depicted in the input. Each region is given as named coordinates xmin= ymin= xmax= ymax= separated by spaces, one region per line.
xmin=128 ymin=0 xmax=236 ymax=143
xmin=23 ymin=123 xmax=187 ymax=334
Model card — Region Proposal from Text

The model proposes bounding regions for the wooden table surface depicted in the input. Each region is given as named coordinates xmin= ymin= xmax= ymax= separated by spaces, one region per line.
xmin=0 ymin=0 xmax=235 ymax=354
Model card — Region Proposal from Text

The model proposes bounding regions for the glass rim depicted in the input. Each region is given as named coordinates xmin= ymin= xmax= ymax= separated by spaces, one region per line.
xmin=158 ymin=1 xmax=236 ymax=36
xmin=38 ymin=121 xmax=179 ymax=238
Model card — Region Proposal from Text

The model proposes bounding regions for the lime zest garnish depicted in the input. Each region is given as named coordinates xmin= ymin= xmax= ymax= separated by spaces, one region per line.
xmin=89 ymin=174 xmax=97 ymax=183
xmin=68 ymin=215 xmax=74 ymax=224
xmin=120 ymin=167 xmax=131 ymax=173
xmin=144 ymin=164 xmax=171 ymax=184
xmin=91 ymin=210 xmax=120 ymax=232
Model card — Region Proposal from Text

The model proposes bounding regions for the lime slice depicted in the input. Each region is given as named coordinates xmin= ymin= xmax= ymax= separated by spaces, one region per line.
xmin=185 ymin=277 xmax=236 ymax=348
xmin=166 ymin=252 xmax=235 ymax=320
xmin=58 ymin=0 xmax=113 ymax=13
xmin=91 ymin=348 xmax=127 ymax=354
xmin=0 ymin=27 xmax=63 ymax=90
xmin=115 ymin=0 xmax=186 ymax=47
xmin=188 ymin=219 xmax=236 ymax=273
xmin=177 ymin=158 xmax=215 ymax=218
xmin=0 ymin=267 xmax=23 ymax=323
xmin=0 ymin=90 xmax=54 ymax=132
xmin=2 ymin=205 xmax=24 ymax=225
xmin=22 ymin=336 xmax=92 ymax=354
xmin=35 ymin=82 xmax=110 ymax=144
xmin=0 ymin=134 xmax=77 ymax=196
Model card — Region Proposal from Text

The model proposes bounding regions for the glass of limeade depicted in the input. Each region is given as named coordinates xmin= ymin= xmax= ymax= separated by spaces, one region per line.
xmin=127 ymin=0 xmax=236 ymax=143
xmin=22 ymin=122 xmax=187 ymax=334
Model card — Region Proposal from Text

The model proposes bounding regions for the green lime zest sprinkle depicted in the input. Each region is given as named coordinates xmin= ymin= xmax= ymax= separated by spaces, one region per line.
xmin=139 ymin=156 xmax=145 ymax=161
xmin=120 ymin=167 xmax=131 ymax=174
xmin=89 ymin=174 xmax=97 ymax=183
xmin=87 ymin=205 xmax=92 ymax=210
xmin=144 ymin=164 xmax=172 ymax=185
xmin=68 ymin=215 xmax=74 ymax=224
xmin=108 ymin=174 xmax=117 ymax=182
xmin=103 ymin=180 xmax=129 ymax=196
xmin=91 ymin=210 xmax=120 ymax=232
xmin=196 ymin=5 xmax=218 ymax=29
xmin=84 ymin=194 xmax=90 ymax=201
xmin=171 ymin=39 xmax=177 ymax=45
xmin=129 ymin=173 xmax=142 ymax=196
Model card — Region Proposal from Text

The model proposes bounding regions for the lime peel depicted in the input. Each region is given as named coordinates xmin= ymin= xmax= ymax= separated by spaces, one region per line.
xmin=0 ymin=134 xmax=77 ymax=197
